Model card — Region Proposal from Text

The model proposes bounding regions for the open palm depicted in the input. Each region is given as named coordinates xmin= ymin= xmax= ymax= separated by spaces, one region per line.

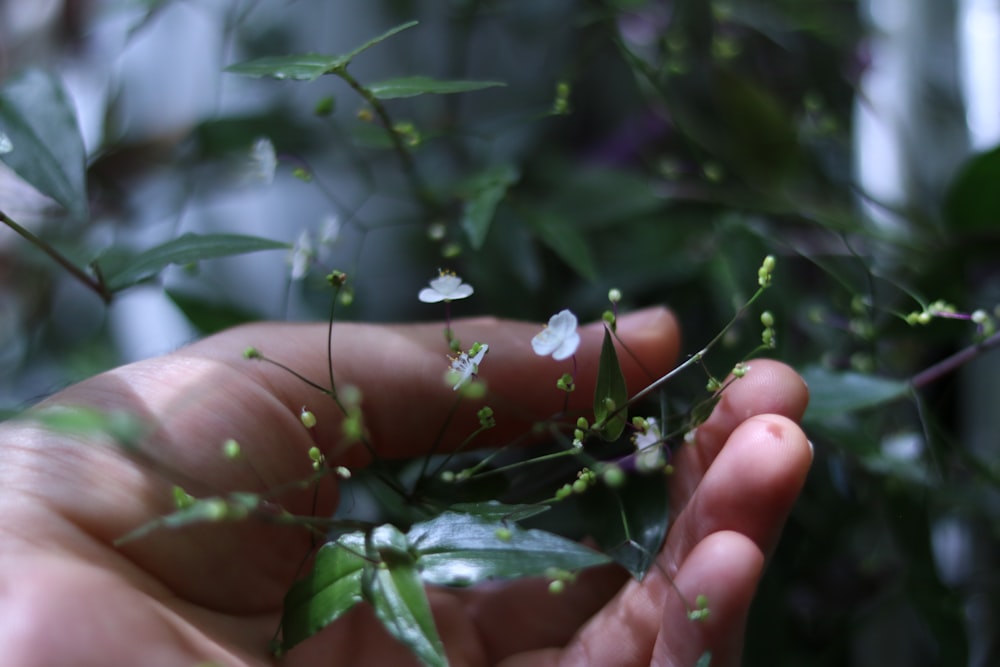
xmin=0 ymin=308 xmax=810 ymax=667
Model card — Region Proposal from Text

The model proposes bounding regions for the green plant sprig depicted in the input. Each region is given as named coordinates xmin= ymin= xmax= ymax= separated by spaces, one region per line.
xmin=0 ymin=209 xmax=113 ymax=303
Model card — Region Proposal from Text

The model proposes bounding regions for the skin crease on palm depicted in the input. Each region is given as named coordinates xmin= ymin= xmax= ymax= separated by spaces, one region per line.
xmin=0 ymin=306 xmax=811 ymax=667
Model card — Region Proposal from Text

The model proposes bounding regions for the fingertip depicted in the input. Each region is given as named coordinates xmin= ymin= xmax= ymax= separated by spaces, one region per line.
xmin=656 ymin=530 xmax=763 ymax=667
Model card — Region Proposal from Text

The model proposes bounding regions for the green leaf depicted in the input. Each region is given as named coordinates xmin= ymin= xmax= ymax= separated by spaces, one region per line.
xmin=800 ymin=366 xmax=910 ymax=423
xmin=593 ymin=329 xmax=628 ymax=440
xmin=364 ymin=525 xmax=447 ymax=667
xmin=367 ymin=76 xmax=505 ymax=100
xmin=409 ymin=512 xmax=611 ymax=587
xmin=114 ymin=493 xmax=262 ymax=545
xmin=281 ymin=533 xmax=367 ymax=650
xmin=224 ymin=53 xmax=345 ymax=81
xmin=449 ymin=501 xmax=550 ymax=522
xmin=459 ymin=164 xmax=519 ymax=249
xmin=29 ymin=405 xmax=147 ymax=448
xmin=524 ymin=212 xmax=599 ymax=281
xmin=224 ymin=21 xmax=419 ymax=81
xmin=578 ymin=472 xmax=670 ymax=580
xmin=341 ymin=20 xmax=419 ymax=62
xmin=101 ymin=233 xmax=289 ymax=291
xmin=166 ymin=289 xmax=260 ymax=334
xmin=943 ymin=145 xmax=1000 ymax=231
xmin=0 ymin=69 xmax=88 ymax=220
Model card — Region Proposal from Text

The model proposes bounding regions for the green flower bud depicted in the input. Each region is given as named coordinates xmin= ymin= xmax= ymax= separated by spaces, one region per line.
xmin=222 ymin=438 xmax=241 ymax=459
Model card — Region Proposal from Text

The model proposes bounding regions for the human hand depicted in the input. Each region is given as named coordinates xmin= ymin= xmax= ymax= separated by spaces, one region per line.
xmin=0 ymin=307 xmax=809 ymax=667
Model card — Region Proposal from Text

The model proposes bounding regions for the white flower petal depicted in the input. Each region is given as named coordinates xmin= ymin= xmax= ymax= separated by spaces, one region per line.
xmin=449 ymin=343 xmax=489 ymax=390
xmin=249 ymin=137 xmax=277 ymax=184
xmin=549 ymin=309 xmax=578 ymax=335
xmin=551 ymin=331 xmax=580 ymax=360
xmin=531 ymin=309 xmax=580 ymax=359
xmin=419 ymin=272 xmax=474 ymax=303
xmin=419 ymin=288 xmax=446 ymax=303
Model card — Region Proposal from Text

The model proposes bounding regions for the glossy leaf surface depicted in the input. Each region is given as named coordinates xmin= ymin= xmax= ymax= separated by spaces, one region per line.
xmin=409 ymin=512 xmax=611 ymax=587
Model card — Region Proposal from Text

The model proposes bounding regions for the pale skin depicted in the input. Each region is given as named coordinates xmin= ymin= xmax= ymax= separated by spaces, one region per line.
xmin=0 ymin=306 xmax=811 ymax=667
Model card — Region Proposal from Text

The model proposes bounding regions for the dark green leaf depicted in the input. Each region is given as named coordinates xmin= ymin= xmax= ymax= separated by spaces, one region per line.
xmin=368 ymin=76 xmax=505 ymax=100
xmin=102 ymin=233 xmax=289 ymax=291
xmin=0 ymin=69 xmax=88 ymax=220
xmin=578 ymin=471 xmax=670 ymax=580
xmin=224 ymin=53 xmax=345 ymax=81
xmin=281 ymin=533 xmax=366 ymax=650
xmin=593 ymin=329 xmax=628 ymax=440
xmin=409 ymin=512 xmax=611 ymax=587
xmin=800 ymin=366 xmax=910 ymax=423
xmin=224 ymin=21 xmax=419 ymax=81
xmin=459 ymin=164 xmax=519 ymax=249
xmin=166 ymin=289 xmax=260 ymax=334
xmin=364 ymin=525 xmax=446 ymax=667
xmin=449 ymin=501 xmax=550 ymax=522
xmin=341 ymin=20 xmax=419 ymax=62
xmin=535 ymin=163 xmax=662 ymax=230
xmin=525 ymin=212 xmax=599 ymax=281
xmin=943 ymin=145 xmax=1000 ymax=231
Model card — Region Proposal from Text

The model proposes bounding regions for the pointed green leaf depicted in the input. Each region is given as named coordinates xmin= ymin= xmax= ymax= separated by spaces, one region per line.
xmin=459 ymin=164 xmax=519 ymax=249
xmin=281 ymin=533 xmax=367 ymax=650
xmin=800 ymin=366 xmax=910 ymax=423
xmin=578 ymin=471 xmax=669 ymax=580
xmin=225 ymin=21 xmax=419 ymax=81
xmin=593 ymin=329 xmax=628 ymax=440
xmin=114 ymin=493 xmax=262 ymax=545
xmin=0 ymin=69 xmax=88 ymax=220
xmin=341 ymin=20 xmax=419 ymax=62
xmin=368 ymin=76 xmax=505 ymax=100
xmin=409 ymin=512 xmax=611 ymax=587
xmin=364 ymin=525 xmax=446 ymax=667
xmin=101 ymin=233 xmax=289 ymax=291
xmin=525 ymin=212 xmax=598 ymax=281
xmin=449 ymin=501 xmax=550 ymax=522
xmin=224 ymin=53 xmax=346 ymax=81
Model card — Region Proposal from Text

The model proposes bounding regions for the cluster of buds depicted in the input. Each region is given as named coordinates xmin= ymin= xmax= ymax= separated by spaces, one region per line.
xmin=905 ymin=300 xmax=997 ymax=340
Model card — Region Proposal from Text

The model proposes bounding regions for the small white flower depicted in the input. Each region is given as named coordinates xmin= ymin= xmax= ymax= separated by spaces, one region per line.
xmin=319 ymin=214 xmax=341 ymax=247
xmin=448 ymin=343 xmax=489 ymax=390
xmin=633 ymin=417 xmax=661 ymax=451
xmin=288 ymin=229 xmax=314 ymax=281
xmin=531 ymin=309 xmax=580 ymax=360
xmin=633 ymin=417 xmax=666 ymax=472
xmin=248 ymin=137 xmax=277 ymax=184
xmin=419 ymin=271 xmax=474 ymax=303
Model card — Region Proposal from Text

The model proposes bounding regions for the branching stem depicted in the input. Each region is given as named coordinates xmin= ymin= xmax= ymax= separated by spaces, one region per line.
xmin=0 ymin=209 xmax=113 ymax=304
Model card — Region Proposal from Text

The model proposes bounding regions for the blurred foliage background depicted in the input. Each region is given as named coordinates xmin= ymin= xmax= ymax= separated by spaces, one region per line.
xmin=2 ymin=0 xmax=1000 ymax=665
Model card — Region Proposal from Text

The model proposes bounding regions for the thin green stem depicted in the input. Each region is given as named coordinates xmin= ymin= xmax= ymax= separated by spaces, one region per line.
xmin=1 ymin=209 xmax=113 ymax=304
xmin=333 ymin=68 xmax=440 ymax=212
